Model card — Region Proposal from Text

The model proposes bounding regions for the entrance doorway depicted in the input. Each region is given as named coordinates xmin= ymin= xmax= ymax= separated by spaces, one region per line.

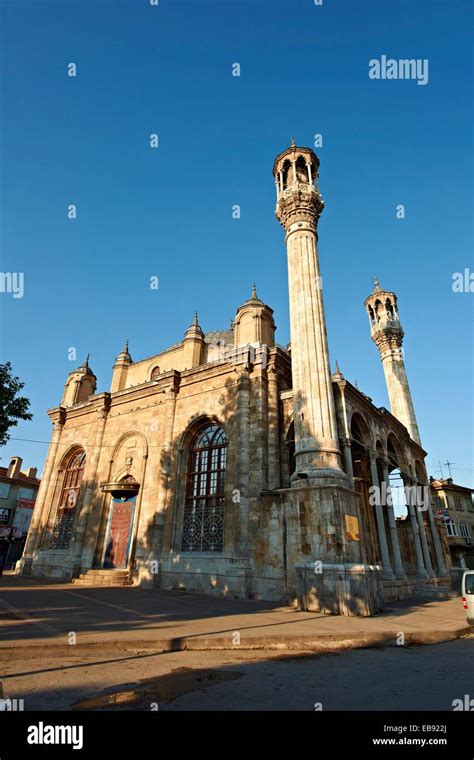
xmin=104 ymin=496 xmax=136 ymax=569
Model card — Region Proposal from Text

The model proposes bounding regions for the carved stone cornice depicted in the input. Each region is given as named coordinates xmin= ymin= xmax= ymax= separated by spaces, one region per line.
xmin=48 ymin=406 xmax=66 ymax=428
xmin=371 ymin=321 xmax=405 ymax=353
xmin=275 ymin=184 xmax=324 ymax=231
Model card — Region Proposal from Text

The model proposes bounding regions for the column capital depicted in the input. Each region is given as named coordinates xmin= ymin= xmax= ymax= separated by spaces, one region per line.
xmin=49 ymin=406 xmax=66 ymax=428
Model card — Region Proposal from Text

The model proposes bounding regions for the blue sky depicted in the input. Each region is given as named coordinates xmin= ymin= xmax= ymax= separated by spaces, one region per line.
xmin=0 ymin=0 xmax=472 ymax=486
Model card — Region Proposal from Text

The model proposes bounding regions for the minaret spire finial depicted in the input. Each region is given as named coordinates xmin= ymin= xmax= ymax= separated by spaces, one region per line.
xmin=85 ymin=353 xmax=90 ymax=367
xmin=373 ymin=274 xmax=381 ymax=292
xmin=251 ymin=282 xmax=258 ymax=300
xmin=193 ymin=310 xmax=199 ymax=326
xmin=290 ymin=136 xmax=295 ymax=147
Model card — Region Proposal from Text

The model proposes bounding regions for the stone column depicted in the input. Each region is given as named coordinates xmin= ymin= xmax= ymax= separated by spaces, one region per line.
xmin=404 ymin=476 xmax=429 ymax=579
xmin=249 ymin=363 xmax=268 ymax=493
xmin=156 ymin=377 xmax=179 ymax=553
xmin=381 ymin=459 xmax=406 ymax=579
xmin=169 ymin=447 xmax=184 ymax=552
xmin=234 ymin=364 xmax=251 ymax=557
xmin=76 ymin=398 xmax=110 ymax=568
xmin=413 ymin=479 xmax=435 ymax=577
xmin=158 ymin=383 xmax=179 ymax=511
xmin=369 ymin=452 xmax=394 ymax=579
xmin=344 ymin=439 xmax=367 ymax=564
xmin=342 ymin=436 xmax=354 ymax=482
xmin=21 ymin=410 xmax=65 ymax=560
xmin=267 ymin=364 xmax=281 ymax=490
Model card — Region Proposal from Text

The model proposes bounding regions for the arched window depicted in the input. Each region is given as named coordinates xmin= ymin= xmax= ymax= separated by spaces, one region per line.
xmin=385 ymin=298 xmax=394 ymax=320
xmin=282 ymin=160 xmax=292 ymax=189
xmin=150 ymin=366 xmax=160 ymax=380
xmin=181 ymin=424 xmax=227 ymax=552
xmin=295 ymin=156 xmax=308 ymax=183
xmin=50 ymin=449 xmax=86 ymax=550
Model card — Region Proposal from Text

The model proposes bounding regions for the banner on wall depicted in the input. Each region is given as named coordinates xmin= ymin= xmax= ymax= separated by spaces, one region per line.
xmin=345 ymin=514 xmax=360 ymax=542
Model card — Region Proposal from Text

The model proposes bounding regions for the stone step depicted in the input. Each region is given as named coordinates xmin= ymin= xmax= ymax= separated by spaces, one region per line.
xmin=72 ymin=568 xmax=133 ymax=587
xmin=72 ymin=578 xmax=133 ymax=586
xmin=80 ymin=569 xmax=130 ymax=577
xmin=76 ymin=575 xmax=130 ymax=581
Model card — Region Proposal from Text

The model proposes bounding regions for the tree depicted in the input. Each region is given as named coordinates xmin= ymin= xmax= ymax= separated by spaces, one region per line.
xmin=0 ymin=362 xmax=32 ymax=446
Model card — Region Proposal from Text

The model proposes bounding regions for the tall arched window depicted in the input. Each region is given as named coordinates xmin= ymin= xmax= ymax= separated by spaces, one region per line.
xmin=181 ymin=424 xmax=227 ymax=552
xmin=50 ymin=449 xmax=86 ymax=549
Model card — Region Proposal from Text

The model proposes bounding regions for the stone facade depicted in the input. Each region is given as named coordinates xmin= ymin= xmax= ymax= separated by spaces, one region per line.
xmin=18 ymin=143 xmax=451 ymax=615
xmin=430 ymin=478 xmax=474 ymax=570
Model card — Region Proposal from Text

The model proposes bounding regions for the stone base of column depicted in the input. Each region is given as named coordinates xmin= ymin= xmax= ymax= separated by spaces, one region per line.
xmin=416 ymin=568 xmax=430 ymax=579
xmin=290 ymin=466 xmax=351 ymax=487
xmin=15 ymin=556 xmax=32 ymax=575
xmin=292 ymin=438 xmax=345 ymax=478
xmin=394 ymin=568 xmax=407 ymax=580
xmin=295 ymin=562 xmax=384 ymax=616
xmin=279 ymin=476 xmax=385 ymax=614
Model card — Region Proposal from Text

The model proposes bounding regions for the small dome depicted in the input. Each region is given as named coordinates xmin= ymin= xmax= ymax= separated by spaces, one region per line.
xmin=234 ymin=285 xmax=275 ymax=348
xmin=76 ymin=354 xmax=95 ymax=376
xmin=115 ymin=340 xmax=132 ymax=364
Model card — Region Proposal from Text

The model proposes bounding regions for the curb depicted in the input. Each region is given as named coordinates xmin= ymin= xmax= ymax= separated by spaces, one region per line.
xmin=1 ymin=627 xmax=471 ymax=657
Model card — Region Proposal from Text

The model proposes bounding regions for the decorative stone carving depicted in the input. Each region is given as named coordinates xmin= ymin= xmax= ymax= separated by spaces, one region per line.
xmin=276 ymin=184 xmax=324 ymax=231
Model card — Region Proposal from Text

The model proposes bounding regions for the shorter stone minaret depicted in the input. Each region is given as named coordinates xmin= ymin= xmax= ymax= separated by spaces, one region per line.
xmin=364 ymin=277 xmax=421 ymax=445
xmin=233 ymin=285 xmax=275 ymax=348
xmin=62 ymin=355 xmax=97 ymax=406
xmin=183 ymin=312 xmax=205 ymax=368
xmin=111 ymin=340 xmax=133 ymax=393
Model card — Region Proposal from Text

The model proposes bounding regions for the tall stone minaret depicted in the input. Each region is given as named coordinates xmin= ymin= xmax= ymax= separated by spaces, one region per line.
xmin=364 ymin=277 xmax=421 ymax=445
xmin=274 ymin=141 xmax=342 ymax=478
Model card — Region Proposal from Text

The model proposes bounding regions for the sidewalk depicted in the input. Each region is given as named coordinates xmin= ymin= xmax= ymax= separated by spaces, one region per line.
xmin=0 ymin=573 xmax=470 ymax=654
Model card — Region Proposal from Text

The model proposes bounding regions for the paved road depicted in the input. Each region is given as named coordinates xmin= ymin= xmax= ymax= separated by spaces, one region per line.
xmin=1 ymin=638 xmax=473 ymax=711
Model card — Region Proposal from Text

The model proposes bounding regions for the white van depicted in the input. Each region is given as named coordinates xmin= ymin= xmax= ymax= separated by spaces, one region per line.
xmin=461 ymin=570 xmax=474 ymax=626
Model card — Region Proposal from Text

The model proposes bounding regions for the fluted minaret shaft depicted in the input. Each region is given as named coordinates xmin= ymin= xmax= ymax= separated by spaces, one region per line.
xmin=274 ymin=145 xmax=342 ymax=477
